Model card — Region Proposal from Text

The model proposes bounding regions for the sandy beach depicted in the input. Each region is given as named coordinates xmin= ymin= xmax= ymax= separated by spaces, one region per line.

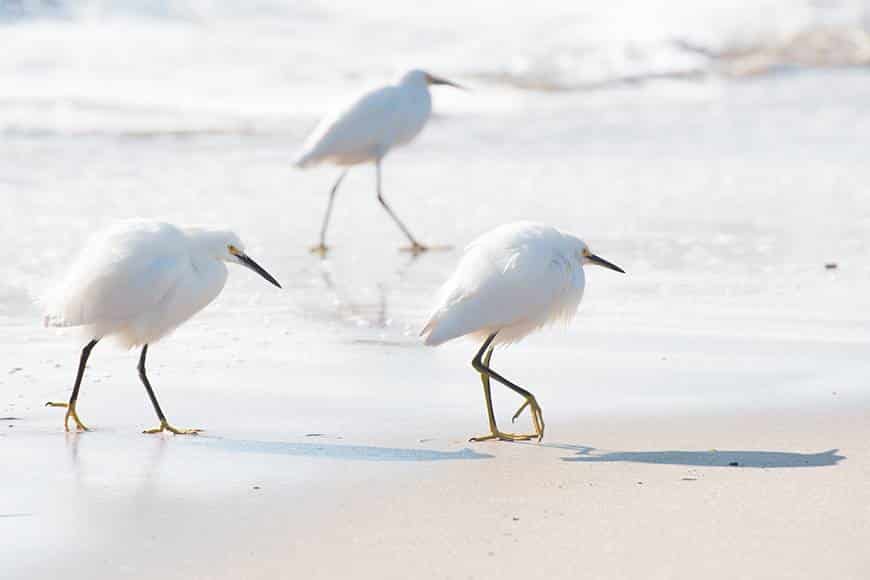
xmin=4 ymin=233 xmax=869 ymax=580
xmin=4 ymin=3 xmax=870 ymax=577
xmin=4 ymin=385 xmax=868 ymax=579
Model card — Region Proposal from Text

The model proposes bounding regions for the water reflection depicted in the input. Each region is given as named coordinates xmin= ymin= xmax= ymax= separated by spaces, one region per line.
xmin=313 ymin=252 xmax=425 ymax=331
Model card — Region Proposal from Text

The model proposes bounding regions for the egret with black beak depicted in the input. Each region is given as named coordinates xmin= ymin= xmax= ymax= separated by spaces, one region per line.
xmin=42 ymin=219 xmax=282 ymax=434
xmin=295 ymin=69 xmax=465 ymax=254
xmin=421 ymin=222 xmax=625 ymax=442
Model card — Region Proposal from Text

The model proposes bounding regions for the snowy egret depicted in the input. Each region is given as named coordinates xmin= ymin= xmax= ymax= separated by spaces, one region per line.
xmin=42 ymin=220 xmax=281 ymax=434
xmin=295 ymin=69 xmax=464 ymax=255
xmin=420 ymin=222 xmax=625 ymax=442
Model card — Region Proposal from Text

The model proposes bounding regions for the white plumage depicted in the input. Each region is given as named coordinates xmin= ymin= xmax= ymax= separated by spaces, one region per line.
xmin=295 ymin=69 xmax=464 ymax=253
xmin=42 ymin=219 xmax=281 ymax=434
xmin=422 ymin=222 xmax=588 ymax=346
xmin=421 ymin=221 xmax=625 ymax=442
xmin=43 ymin=220 xmax=265 ymax=348
xmin=296 ymin=69 xmax=436 ymax=169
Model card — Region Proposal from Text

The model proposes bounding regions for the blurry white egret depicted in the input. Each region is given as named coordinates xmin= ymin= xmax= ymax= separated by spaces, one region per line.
xmin=42 ymin=220 xmax=281 ymax=434
xmin=421 ymin=222 xmax=625 ymax=442
xmin=295 ymin=69 xmax=464 ymax=254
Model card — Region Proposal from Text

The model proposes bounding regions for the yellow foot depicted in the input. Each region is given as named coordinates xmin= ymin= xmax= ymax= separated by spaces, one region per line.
xmin=469 ymin=430 xmax=539 ymax=442
xmin=509 ymin=397 xmax=546 ymax=441
xmin=309 ymin=244 xmax=330 ymax=256
xmin=45 ymin=401 xmax=89 ymax=432
xmin=400 ymin=243 xmax=452 ymax=255
xmin=511 ymin=401 xmax=530 ymax=423
xmin=399 ymin=242 xmax=429 ymax=255
xmin=143 ymin=421 xmax=202 ymax=435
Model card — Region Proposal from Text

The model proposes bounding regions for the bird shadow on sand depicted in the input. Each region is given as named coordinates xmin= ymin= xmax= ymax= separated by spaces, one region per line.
xmin=192 ymin=436 xmax=493 ymax=462
xmin=541 ymin=443 xmax=844 ymax=468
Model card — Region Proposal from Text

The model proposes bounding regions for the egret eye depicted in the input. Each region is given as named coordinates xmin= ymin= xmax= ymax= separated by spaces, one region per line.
xmin=228 ymin=245 xmax=240 ymax=256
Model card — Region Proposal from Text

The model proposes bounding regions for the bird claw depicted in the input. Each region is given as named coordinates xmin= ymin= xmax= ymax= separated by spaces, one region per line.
xmin=45 ymin=401 xmax=89 ymax=432
xmin=399 ymin=242 xmax=429 ymax=255
xmin=309 ymin=244 xmax=330 ymax=256
xmin=469 ymin=430 xmax=538 ymax=443
xmin=143 ymin=421 xmax=202 ymax=435
xmin=511 ymin=401 xmax=530 ymax=423
xmin=509 ymin=397 xmax=545 ymax=440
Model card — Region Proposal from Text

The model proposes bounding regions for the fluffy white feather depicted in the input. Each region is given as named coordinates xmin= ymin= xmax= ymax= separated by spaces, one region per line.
xmin=295 ymin=69 xmax=433 ymax=168
xmin=421 ymin=222 xmax=589 ymax=347
xmin=42 ymin=220 xmax=242 ymax=349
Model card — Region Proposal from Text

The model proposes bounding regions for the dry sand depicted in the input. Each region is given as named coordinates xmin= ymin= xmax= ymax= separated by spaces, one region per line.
xmin=273 ymin=411 xmax=867 ymax=580
xmin=4 ymin=317 xmax=868 ymax=580
xmin=3 ymin=69 xmax=870 ymax=579
xmin=5 ymin=405 xmax=867 ymax=579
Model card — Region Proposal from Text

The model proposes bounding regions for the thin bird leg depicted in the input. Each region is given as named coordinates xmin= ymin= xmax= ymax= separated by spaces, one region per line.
xmin=510 ymin=401 xmax=530 ymax=423
xmin=494 ymin=367 xmax=545 ymax=441
xmin=310 ymin=170 xmax=348 ymax=255
xmin=509 ymin=400 xmax=545 ymax=439
xmin=138 ymin=345 xmax=201 ymax=435
xmin=46 ymin=339 xmax=99 ymax=432
xmin=375 ymin=158 xmax=428 ymax=254
xmin=469 ymin=334 xmax=542 ymax=442
xmin=479 ymin=347 xmax=498 ymax=432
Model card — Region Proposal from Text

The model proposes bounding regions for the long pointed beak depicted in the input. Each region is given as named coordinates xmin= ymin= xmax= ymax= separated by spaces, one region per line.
xmin=237 ymin=253 xmax=282 ymax=288
xmin=427 ymin=74 xmax=467 ymax=90
xmin=587 ymin=254 xmax=626 ymax=274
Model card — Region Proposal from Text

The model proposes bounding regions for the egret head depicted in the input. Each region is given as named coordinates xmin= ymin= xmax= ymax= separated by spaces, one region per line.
xmin=402 ymin=69 xmax=466 ymax=90
xmin=575 ymin=240 xmax=625 ymax=274
xmin=188 ymin=228 xmax=282 ymax=288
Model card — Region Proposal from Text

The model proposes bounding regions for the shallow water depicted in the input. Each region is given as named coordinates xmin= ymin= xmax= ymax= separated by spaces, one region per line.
xmin=2 ymin=7 xmax=870 ymax=576
xmin=3 ymin=69 xmax=870 ymax=414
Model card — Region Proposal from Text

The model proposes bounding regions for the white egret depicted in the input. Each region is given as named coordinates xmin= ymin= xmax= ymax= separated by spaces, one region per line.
xmin=295 ymin=69 xmax=464 ymax=254
xmin=42 ymin=220 xmax=281 ymax=434
xmin=421 ymin=222 xmax=625 ymax=442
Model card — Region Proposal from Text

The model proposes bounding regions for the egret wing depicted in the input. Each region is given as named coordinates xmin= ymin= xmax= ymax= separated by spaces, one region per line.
xmin=296 ymin=85 xmax=402 ymax=166
xmin=43 ymin=223 xmax=188 ymax=329
xmin=422 ymin=234 xmax=581 ymax=345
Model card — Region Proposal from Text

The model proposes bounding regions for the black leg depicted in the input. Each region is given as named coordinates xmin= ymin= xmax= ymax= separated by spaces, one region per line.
xmin=138 ymin=345 xmax=201 ymax=435
xmin=46 ymin=339 xmax=99 ymax=431
xmin=375 ymin=158 xmax=427 ymax=251
xmin=138 ymin=344 xmax=166 ymax=424
xmin=313 ymin=170 xmax=348 ymax=252
xmin=471 ymin=332 xmax=545 ymax=440
xmin=472 ymin=336 xmax=498 ymax=435
xmin=472 ymin=333 xmax=497 ymax=369
xmin=472 ymin=334 xmax=537 ymax=400
xmin=71 ymin=339 xmax=99 ymax=405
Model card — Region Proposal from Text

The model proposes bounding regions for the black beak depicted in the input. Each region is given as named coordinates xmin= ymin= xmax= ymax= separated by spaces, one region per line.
xmin=427 ymin=74 xmax=467 ymax=90
xmin=588 ymin=254 xmax=626 ymax=274
xmin=237 ymin=253 xmax=282 ymax=288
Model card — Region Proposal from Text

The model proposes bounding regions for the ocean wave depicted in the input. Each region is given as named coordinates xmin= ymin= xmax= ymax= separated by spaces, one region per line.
xmin=1 ymin=0 xmax=869 ymax=135
xmin=480 ymin=25 xmax=870 ymax=91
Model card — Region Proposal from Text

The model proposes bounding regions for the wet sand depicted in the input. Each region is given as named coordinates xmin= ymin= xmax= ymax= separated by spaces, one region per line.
xmin=3 ymin=307 xmax=869 ymax=579
xmin=3 ymin=71 xmax=870 ymax=578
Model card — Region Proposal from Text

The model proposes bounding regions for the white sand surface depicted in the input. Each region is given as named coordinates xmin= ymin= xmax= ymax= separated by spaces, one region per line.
xmin=2 ymin=65 xmax=870 ymax=578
